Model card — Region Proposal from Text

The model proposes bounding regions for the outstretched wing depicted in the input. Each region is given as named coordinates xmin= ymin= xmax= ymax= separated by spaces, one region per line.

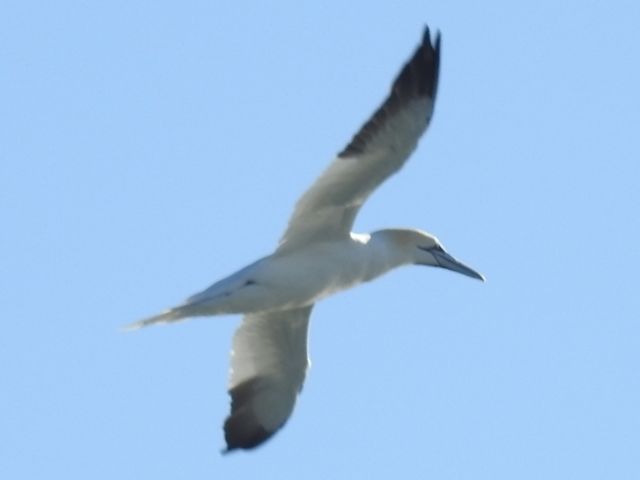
xmin=278 ymin=27 xmax=441 ymax=252
xmin=223 ymin=306 xmax=313 ymax=451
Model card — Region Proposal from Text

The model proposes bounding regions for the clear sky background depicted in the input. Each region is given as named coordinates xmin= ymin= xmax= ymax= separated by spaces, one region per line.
xmin=2 ymin=1 xmax=639 ymax=478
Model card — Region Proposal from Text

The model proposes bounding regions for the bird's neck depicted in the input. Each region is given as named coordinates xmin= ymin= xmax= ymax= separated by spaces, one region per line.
xmin=358 ymin=231 xmax=411 ymax=281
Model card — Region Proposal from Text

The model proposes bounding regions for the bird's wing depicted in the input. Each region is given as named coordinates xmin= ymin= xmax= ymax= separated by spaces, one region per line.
xmin=277 ymin=27 xmax=441 ymax=253
xmin=223 ymin=306 xmax=313 ymax=452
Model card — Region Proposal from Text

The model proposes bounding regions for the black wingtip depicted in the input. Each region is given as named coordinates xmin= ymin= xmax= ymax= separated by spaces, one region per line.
xmin=403 ymin=24 xmax=441 ymax=106
xmin=224 ymin=413 xmax=275 ymax=451
xmin=426 ymin=26 xmax=441 ymax=102
xmin=423 ymin=25 xmax=432 ymax=45
xmin=222 ymin=377 xmax=280 ymax=452
xmin=337 ymin=25 xmax=442 ymax=158
xmin=423 ymin=25 xmax=441 ymax=47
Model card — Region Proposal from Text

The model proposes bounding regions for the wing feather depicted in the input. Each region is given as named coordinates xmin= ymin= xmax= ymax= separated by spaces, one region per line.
xmin=278 ymin=27 xmax=441 ymax=252
xmin=223 ymin=306 xmax=312 ymax=451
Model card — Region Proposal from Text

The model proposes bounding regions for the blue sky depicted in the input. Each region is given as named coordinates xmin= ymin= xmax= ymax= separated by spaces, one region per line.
xmin=2 ymin=1 xmax=639 ymax=478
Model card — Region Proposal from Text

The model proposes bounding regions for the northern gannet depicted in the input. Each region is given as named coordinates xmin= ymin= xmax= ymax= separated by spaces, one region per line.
xmin=128 ymin=26 xmax=483 ymax=452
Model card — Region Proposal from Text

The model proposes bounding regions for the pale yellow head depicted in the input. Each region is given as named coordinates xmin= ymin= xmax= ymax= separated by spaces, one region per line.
xmin=376 ymin=228 xmax=484 ymax=281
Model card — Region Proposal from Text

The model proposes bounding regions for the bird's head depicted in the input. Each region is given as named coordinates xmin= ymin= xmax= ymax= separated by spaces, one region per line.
xmin=381 ymin=228 xmax=485 ymax=281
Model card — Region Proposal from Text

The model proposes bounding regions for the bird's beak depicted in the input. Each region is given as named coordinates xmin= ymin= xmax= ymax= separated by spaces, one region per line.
xmin=430 ymin=250 xmax=485 ymax=281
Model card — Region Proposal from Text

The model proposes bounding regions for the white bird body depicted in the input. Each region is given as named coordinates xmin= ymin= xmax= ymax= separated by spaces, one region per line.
xmin=137 ymin=231 xmax=420 ymax=323
xmin=129 ymin=26 xmax=484 ymax=452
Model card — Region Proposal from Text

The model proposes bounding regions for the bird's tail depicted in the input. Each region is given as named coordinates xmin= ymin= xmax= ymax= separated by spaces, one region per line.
xmin=123 ymin=305 xmax=194 ymax=331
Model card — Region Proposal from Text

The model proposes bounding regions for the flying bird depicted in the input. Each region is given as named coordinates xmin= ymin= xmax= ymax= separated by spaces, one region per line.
xmin=128 ymin=25 xmax=483 ymax=452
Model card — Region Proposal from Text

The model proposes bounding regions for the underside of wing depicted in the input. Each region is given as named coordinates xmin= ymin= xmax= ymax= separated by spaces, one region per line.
xmin=278 ymin=27 xmax=441 ymax=252
xmin=223 ymin=306 xmax=313 ymax=452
